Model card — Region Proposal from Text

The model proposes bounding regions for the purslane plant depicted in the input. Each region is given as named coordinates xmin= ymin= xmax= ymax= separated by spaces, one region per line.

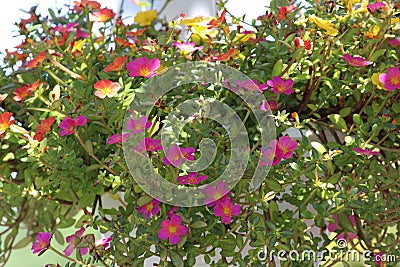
xmin=0 ymin=0 xmax=399 ymax=266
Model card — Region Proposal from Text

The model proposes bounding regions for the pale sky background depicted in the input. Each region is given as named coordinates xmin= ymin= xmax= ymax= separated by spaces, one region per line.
xmin=0 ymin=0 xmax=270 ymax=59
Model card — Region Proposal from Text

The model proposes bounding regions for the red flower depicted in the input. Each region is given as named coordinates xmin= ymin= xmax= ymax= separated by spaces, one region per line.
xmin=13 ymin=86 xmax=33 ymax=101
xmin=294 ymin=37 xmax=311 ymax=50
xmin=207 ymin=9 xmax=226 ymax=29
xmin=34 ymin=117 xmax=56 ymax=141
xmin=277 ymin=4 xmax=296 ymax=22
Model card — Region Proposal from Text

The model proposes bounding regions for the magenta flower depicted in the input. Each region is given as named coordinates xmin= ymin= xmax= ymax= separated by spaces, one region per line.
xmin=135 ymin=137 xmax=162 ymax=152
xmin=379 ymin=67 xmax=400 ymax=91
xmin=158 ymin=214 xmax=187 ymax=245
xmin=178 ymin=172 xmax=208 ymax=185
xmin=277 ymin=136 xmax=298 ymax=159
xmin=31 ymin=232 xmax=52 ymax=254
xmin=388 ymin=37 xmax=400 ymax=47
xmin=76 ymin=28 xmax=89 ymax=39
xmin=59 ymin=115 xmax=87 ymax=136
xmin=267 ymin=76 xmax=294 ymax=95
xmin=353 ymin=147 xmax=379 ymax=156
xmin=163 ymin=144 xmax=195 ymax=167
xmin=204 ymin=182 xmax=229 ymax=206
xmin=214 ymin=198 xmax=241 ymax=224
xmin=137 ymin=199 xmax=160 ymax=219
xmin=374 ymin=251 xmax=384 ymax=266
xmin=126 ymin=56 xmax=160 ymax=78
xmin=342 ymin=54 xmax=373 ymax=67
xmin=107 ymin=133 xmax=130 ymax=144
xmin=64 ymin=227 xmax=88 ymax=257
xmin=327 ymin=214 xmax=357 ymax=240
xmin=260 ymin=100 xmax=277 ymax=111
xmin=126 ymin=116 xmax=152 ymax=134
xmin=366 ymin=2 xmax=386 ymax=13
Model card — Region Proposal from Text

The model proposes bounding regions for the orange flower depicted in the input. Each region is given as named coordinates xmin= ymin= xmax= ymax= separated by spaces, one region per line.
xmin=0 ymin=112 xmax=14 ymax=135
xmin=94 ymin=80 xmax=121 ymax=99
xmin=207 ymin=9 xmax=226 ymax=29
xmin=213 ymin=48 xmax=240 ymax=61
xmin=89 ymin=8 xmax=115 ymax=22
xmin=73 ymin=0 xmax=101 ymax=12
xmin=26 ymin=52 xmax=46 ymax=69
xmin=104 ymin=56 xmax=128 ymax=72
xmin=115 ymin=37 xmax=132 ymax=48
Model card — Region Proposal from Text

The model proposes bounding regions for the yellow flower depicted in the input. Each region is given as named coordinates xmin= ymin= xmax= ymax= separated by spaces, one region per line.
xmin=308 ymin=15 xmax=338 ymax=36
xmin=391 ymin=17 xmax=400 ymax=24
xmin=371 ymin=73 xmax=384 ymax=89
xmin=71 ymin=39 xmax=85 ymax=53
xmin=190 ymin=25 xmax=218 ymax=40
xmin=365 ymin=25 xmax=380 ymax=39
xmin=233 ymin=33 xmax=256 ymax=43
xmin=134 ymin=10 xmax=157 ymax=26
xmin=181 ymin=16 xmax=214 ymax=26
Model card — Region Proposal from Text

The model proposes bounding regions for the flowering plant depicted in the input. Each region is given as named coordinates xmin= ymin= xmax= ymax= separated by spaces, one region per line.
xmin=0 ymin=0 xmax=399 ymax=266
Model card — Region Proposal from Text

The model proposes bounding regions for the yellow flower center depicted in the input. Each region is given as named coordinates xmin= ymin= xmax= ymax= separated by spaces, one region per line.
xmin=223 ymin=207 xmax=230 ymax=215
xmin=139 ymin=67 xmax=151 ymax=77
xmin=277 ymin=85 xmax=285 ymax=92
xmin=102 ymin=86 xmax=111 ymax=95
xmin=146 ymin=203 xmax=153 ymax=211
xmin=391 ymin=77 xmax=399 ymax=85
xmin=168 ymin=225 xmax=177 ymax=234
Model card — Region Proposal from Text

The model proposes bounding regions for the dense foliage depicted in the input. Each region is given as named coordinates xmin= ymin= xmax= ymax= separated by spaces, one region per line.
xmin=0 ymin=0 xmax=399 ymax=266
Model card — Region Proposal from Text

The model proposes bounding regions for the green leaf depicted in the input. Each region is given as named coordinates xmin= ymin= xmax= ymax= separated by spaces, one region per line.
xmin=136 ymin=195 xmax=153 ymax=206
xmin=339 ymin=107 xmax=352 ymax=118
xmin=352 ymin=114 xmax=362 ymax=126
xmin=13 ymin=236 xmax=32 ymax=249
xmin=78 ymin=193 xmax=95 ymax=208
xmin=272 ymin=59 xmax=283 ymax=77
xmin=265 ymin=178 xmax=281 ymax=191
xmin=370 ymin=49 xmax=386 ymax=62
xmin=311 ymin=141 xmax=327 ymax=154
xmin=327 ymin=173 xmax=341 ymax=184
xmin=169 ymin=250 xmax=184 ymax=267
xmin=338 ymin=213 xmax=356 ymax=233
xmin=191 ymin=221 xmax=207 ymax=229
xmin=328 ymin=114 xmax=348 ymax=131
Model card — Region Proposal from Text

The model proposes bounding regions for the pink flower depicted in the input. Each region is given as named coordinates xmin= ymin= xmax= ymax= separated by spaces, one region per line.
xmin=214 ymin=198 xmax=241 ymax=224
xmin=353 ymin=147 xmax=379 ymax=156
xmin=260 ymin=140 xmax=284 ymax=166
xmin=342 ymin=54 xmax=372 ymax=67
xmin=94 ymin=236 xmax=112 ymax=250
xmin=135 ymin=137 xmax=162 ymax=152
xmin=327 ymin=214 xmax=357 ymax=240
xmin=137 ymin=199 xmax=160 ymax=219
xmin=76 ymin=28 xmax=89 ymax=39
xmin=173 ymin=41 xmax=203 ymax=58
xmin=126 ymin=56 xmax=160 ymax=78
xmin=64 ymin=227 xmax=89 ymax=257
xmin=379 ymin=67 xmax=400 ymax=91
xmin=107 ymin=133 xmax=130 ymax=144
xmin=59 ymin=115 xmax=87 ymax=136
xmin=31 ymin=232 xmax=51 ymax=254
xmin=277 ymin=136 xmax=298 ymax=159
xmin=178 ymin=172 xmax=208 ymax=185
xmin=204 ymin=182 xmax=229 ymax=206
xmin=158 ymin=214 xmax=187 ymax=245
xmin=366 ymin=2 xmax=386 ymax=13
xmin=260 ymin=100 xmax=277 ymax=111
xmin=267 ymin=76 xmax=294 ymax=95
xmin=163 ymin=144 xmax=195 ymax=167
xmin=94 ymin=79 xmax=121 ymax=99
xmin=388 ymin=37 xmax=400 ymax=47
xmin=126 ymin=116 xmax=152 ymax=134
xmin=236 ymin=79 xmax=268 ymax=92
